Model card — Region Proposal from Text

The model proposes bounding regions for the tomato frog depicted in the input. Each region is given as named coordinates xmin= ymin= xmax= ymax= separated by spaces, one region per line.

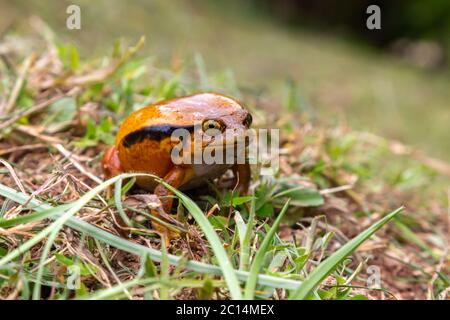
xmin=102 ymin=93 xmax=252 ymax=241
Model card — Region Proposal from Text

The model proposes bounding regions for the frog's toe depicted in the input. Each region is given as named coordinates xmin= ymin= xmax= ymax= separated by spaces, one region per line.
xmin=152 ymin=218 xmax=182 ymax=245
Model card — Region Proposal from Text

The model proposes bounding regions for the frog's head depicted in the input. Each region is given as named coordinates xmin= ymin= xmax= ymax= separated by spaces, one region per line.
xmin=168 ymin=93 xmax=253 ymax=165
xmin=196 ymin=93 xmax=252 ymax=147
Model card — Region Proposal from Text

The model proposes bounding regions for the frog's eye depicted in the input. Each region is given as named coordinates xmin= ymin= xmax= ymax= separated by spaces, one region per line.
xmin=202 ymin=119 xmax=225 ymax=133
xmin=243 ymin=113 xmax=252 ymax=127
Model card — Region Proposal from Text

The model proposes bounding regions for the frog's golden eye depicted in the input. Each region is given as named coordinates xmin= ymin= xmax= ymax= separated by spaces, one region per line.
xmin=202 ymin=119 xmax=225 ymax=133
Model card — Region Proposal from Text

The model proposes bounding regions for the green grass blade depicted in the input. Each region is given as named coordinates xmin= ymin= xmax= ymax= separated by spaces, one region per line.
xmin=244 ymin=200 xmax=290 ymax=299
xmin=3 ymin=174 xmax=140 ymax=299
xmin=0 ymin=205 xmax=71 ymax=228
xmin=234 ymin=211 xmax=248 ymax=270
xmin=159 ymin=237 xmax=170 ymax=300
xmin=0 ymin=173 xmax=136 ymax=267
xmin=84 ymin=278 xmax=224 ymax=300
xmin=85 ymin=278 xmax=145 ymax=300
xmin=114 ymin=178 xmax=133 ymax=227
xmin=290 ymin=207 xmax=404 ymax=300
xmin=95 ymin=239 xmax=132 ymax=299
xmin=240 ymin=196 xmax=256 ymax=271
xmin=0 ymin=180 xmax=302 ymax=292
xmin=393 ymin=220 xmax=439 ymax=260
xmin=161 ymin=180 xmax=243 ymax=300
xmin=33 ymin=224 xmax=60 ymax=300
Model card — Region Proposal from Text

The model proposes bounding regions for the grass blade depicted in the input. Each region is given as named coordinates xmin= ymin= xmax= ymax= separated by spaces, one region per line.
xmin=114 ymin=178 xmax=133 ymax=227
xmin=290 ymin=206 xmax=404 ymax=300
xmin=244 ymin=200 xmax=290 ymax=299
xmin=240 ymin=196 xmax=256 ymax=271
xmin=234 ymin=211 xmax=248 ymax=270
xmin=0 ymin=205 xmax=71 ymax=228
xmin=0 ymin=180 xmax=302 ymax=292
xmin=159 ymin=237 xmax=170 ymax=300
xmin=0 ymin=173 xmax=136 ymax=267
xmin=33 ymin=224 xmax=60 ymax=300
xmin=161 ymin=180 xmax=243 ymax=300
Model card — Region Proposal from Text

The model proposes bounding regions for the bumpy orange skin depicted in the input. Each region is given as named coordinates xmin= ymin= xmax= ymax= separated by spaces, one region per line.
xmin=102 ymin=93 xmax=252 ymax=240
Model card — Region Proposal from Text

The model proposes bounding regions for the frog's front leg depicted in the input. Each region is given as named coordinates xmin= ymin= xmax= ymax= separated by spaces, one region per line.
xmin=232 ymin=163 xmax=251 ymax=195
xmin=152 ymin=166 xmax=192 ymax=243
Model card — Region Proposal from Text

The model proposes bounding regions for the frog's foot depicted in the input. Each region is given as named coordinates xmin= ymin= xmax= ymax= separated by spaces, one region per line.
xmin=152 ymin=218 xmax=182 ymax=247
xmin=120 ymin=194 xmax=185 ymax=243
xmin=150 ymin=202 xmax=184 ymax=245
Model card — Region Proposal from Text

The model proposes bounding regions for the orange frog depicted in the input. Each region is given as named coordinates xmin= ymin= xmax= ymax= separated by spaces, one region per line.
xmin=102 ymin=93 xmax=252 ymax=239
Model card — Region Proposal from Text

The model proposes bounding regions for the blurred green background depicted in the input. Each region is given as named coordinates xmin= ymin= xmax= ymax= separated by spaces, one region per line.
xmin=1 ymin=0 xmax=449 ymax=160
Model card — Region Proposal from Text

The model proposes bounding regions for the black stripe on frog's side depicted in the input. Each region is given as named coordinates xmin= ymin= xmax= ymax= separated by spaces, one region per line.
xmin=122 ymin=124 xmax=195 ymax=148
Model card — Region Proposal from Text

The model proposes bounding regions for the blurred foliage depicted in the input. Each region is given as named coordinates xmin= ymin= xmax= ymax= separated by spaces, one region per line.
xmin=248 ymin=0 xmax=450 ymax=48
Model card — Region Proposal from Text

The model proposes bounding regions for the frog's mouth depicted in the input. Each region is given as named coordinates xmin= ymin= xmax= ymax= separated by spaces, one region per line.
xmin=204 ymin=137 xmax=249 ymax=156
xmin=177 ymin=128 xmax=251 ymax=164
xmin=202 ymin=138 xmax=249 ymax=164
xmin=173 ymin=136 xmax=249 ymax=166
xmin=206 ymin=138 xmax=247 ymax=148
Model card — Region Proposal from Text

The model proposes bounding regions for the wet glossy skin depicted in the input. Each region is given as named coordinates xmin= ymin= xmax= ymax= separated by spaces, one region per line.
xmin=102 ymin=93 xmax=252 ymax=239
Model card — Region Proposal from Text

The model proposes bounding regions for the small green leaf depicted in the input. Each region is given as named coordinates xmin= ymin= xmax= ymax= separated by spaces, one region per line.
xmin=144 ymin=254 xmax=158 ymax=278
xmin=257 ymin=202 xmax=274 ymax=218
xmin=55 ymin=253 xmax=75 ymax=266
xmin=199 ymin=277 xmax=214 ymax=300
xmin=208 ymin=215 xmax=228 ymax=231
xmin=232 ymin=196 xmax=254 ymax=206
xmin=275 ymin=186 xmax=324 ymax=207
xmin=351 ymin=294 xmax=369 ymax=300
xmin=70 ymin=45 xmax=80 ymax=70
xmin=294 ymin=254 xmax=310 ymax=271
xmin=44 ymin=97 xmax=77 ymax=130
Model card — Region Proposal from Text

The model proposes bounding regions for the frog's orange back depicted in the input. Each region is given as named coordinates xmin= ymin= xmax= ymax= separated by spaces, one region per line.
xmin=115 ymin=93 xmax=247 ymax=147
